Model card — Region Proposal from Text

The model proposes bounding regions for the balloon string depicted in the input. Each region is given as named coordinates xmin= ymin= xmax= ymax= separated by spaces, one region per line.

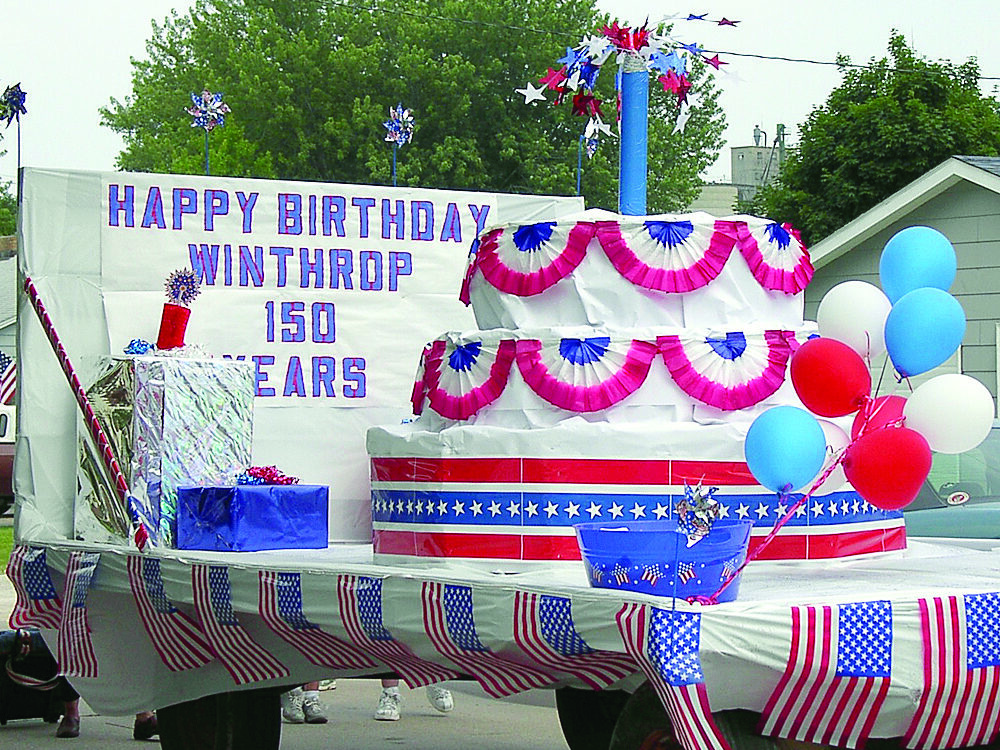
xmin=690 ymin=451 xmax=848 ymax=606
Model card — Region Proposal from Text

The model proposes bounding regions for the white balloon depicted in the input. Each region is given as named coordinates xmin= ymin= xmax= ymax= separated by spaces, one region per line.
xmin=903 ymin=374 xmax=995 ymax=454
xmin=810 ymin=420 xmax=850 ymax=492
xmin=816 ymin=281 xmax=892 ymax=359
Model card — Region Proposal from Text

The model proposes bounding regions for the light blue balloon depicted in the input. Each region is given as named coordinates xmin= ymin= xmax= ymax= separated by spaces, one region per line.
xmin=879 ymin=226 xmax=956 ymax=304
xmin=884 ymin=287 xmax=965 ymax=378
xmin=744 ymin=406 xmax=827 ymax=493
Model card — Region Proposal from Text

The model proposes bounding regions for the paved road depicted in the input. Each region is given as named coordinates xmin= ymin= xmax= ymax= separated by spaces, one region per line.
xmin=1 ymin=529 xmax=570 ymax=749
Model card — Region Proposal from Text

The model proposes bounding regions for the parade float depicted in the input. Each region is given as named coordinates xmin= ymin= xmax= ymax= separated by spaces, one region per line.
xmin=6 ymin=16 xmax=1000 ymax=750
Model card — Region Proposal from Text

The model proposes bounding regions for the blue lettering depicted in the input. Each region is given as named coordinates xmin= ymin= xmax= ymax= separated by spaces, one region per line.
xmin=108 ymin=184 xmax=135 ymax=227
xmin=239 ymin=245 xmax=265 ymax=286
xmin=388 ymin=252 xmax=412 ymax=291
xmin=382 ymin=199 xmax=405 ymax=240
xmin=236 ymin=191 xmax=258 ymax=233
xmin=352 ymin=197 xmax=376 ymax=238
xmin=343 ymin=358 xmax=366 ymax=398
xmin=311 ymin=302 xmax=335 ymax=343
xmin=300 ymin=248 xmax=324 ymax=288
xmin=411 ymin=201 xmax=434 ymax=241
xmin=323 ymin=196 xmax=346 ymax=237
xmin=440 ymin=202 xmax=462 ymax=242
xmin=360 ymin=251 xmax=383 ymax=290
xmin=468 ymin=203 xmax=491 ymax=236
xmin=205 ymin=189 xmax=229 ymax=231
xmin=172 ymin=188 xmax=198 ymax=230
xmin=188 ymin=244 xmax=220 ymax=284
xmin=278 ymin=193 xmax=302 ymax=235
xmin=253 ymin=355 xmax=276 ymax=397
xmin=330 ymin=249 xmax=353 ymax=289
xmin=140 ymin=187 xmax=165 ymax=229
xmin=283 ymin=356 xmax=307 ymax=397
xmin=312 ymin=356 xmax=337 ymax=397
xmin=269 ymin=246 xmax=294 ymax=287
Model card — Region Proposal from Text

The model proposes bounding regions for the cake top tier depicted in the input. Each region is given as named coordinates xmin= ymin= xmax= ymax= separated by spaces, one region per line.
xmin=460 ymin=210 xmax=812 ymax=331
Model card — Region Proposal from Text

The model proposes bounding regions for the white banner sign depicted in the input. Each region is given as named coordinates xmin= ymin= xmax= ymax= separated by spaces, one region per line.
xmin=19 ymin=169 xmax=582 ymax=541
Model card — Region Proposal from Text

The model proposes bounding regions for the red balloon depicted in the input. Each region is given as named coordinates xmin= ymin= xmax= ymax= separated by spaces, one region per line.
xmin=850 ymin=394 xmax=907 ymax=439
xmin=842 ymin=427 xmax=931 ymax=510
xmin=790 ymin=338 xmax=872 ymax=417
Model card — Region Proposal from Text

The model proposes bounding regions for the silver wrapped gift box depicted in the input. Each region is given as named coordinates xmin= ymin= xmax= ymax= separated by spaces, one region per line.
xmin=75 ymin=356 xmax=255 ymax=546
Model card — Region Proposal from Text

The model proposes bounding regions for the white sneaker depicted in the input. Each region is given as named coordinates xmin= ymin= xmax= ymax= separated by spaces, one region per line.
xmin=302 ymin=694 xmax=328 ymax=724
xmin=374 ymin=689 xmax=401 ymax=721
xmin=319 ymin=679 xmax=337 ymax=691
xmin=281 ymin=687 xmax=305 ymax=723
xmin=426 ymin=685 xmax=454 ymax=713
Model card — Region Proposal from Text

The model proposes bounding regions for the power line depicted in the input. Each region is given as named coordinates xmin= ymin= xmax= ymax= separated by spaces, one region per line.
xmin=324 ymin=0 xmax=1000 ymax=83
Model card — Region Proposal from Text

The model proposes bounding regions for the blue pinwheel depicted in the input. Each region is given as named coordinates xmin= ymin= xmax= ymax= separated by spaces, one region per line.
xmin=383 ymin=103 xmax=414 ymax=187
xmin=1 ymin=83 xmax=26 ymax=128
xmin=186 ymin=89 xmax=231 ymax=175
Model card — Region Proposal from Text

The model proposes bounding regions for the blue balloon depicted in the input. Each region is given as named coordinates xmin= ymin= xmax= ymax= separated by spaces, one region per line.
xmin=744 ymin=406 xmax=827 ymax=493
xmin=879 ymin=226 xmax=956 ymax=304
xmin=884 ymin=287 xmax=965 ymax=378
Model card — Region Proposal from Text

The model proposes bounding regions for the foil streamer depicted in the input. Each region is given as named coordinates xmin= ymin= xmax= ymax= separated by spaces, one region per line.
xmin=75 ymin=357 xmax=255 ymax=546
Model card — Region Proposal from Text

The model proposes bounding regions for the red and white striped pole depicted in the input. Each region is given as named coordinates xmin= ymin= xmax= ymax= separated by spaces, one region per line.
xmin=23 ymin=276 xmax=148 ymax=549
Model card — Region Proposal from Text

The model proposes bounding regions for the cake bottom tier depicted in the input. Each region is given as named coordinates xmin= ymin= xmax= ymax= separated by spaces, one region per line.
xmin=367 ymin=421 xmax=905 ymax=567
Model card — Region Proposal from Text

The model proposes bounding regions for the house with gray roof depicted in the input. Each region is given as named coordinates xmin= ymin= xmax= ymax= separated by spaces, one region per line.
xmin=807 ymin=156 xmax=1000 ymax=399
xmin=806 ymin=157 xmax=1000 ymax=527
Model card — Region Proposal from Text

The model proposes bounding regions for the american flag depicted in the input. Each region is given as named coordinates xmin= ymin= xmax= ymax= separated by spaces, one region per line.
xmin=259 ymin=571 xmax=375 ymax=670
xmin=512 ymin=591 xmax=636 ymax=690
xmin=759 ymin=600 xmax=892 ymax=747
xmin=127 ymin=555 xmax=214 ymax=671
xmin=6 ymin=545 xmax=63 ymax=629
xmin=904 ymin=593 xmax=1000 ymax=749
xmin=191 ymin=564 xmax=288 ymax=684
xmin=56 ymin=551 xmax=100 ymax=679
xmin=421 ymin=581 xmax=552 ymax=697
xmin=337 ymin=574 xmax=459 ymax=687
xmin=0 ymin=351 xmax=15 ymax=405
xmin=721 ymin=557 xmax=739 ymax=581
xmin=616 ymin=602 xmax=729 ymax=750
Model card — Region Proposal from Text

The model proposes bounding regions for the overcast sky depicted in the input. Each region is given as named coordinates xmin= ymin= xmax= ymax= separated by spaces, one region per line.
xmin=1 ymin=0 xmax=997 ymax=186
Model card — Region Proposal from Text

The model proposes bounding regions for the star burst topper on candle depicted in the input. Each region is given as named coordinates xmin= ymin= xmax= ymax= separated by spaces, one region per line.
xmin=186 ymin=89 xmax=231 ymax=132
xmin=165 ymin=268 xmax=201 ymax=306
xmin=675 ymin=482 xmax=723 ymax=547
xmin=515 ymin=13 xmax=737 ymax=148
xmin=383 ymin=103 xmax=415 ymax=146
xmin=1 ymin=83 xmax=27 ymax=128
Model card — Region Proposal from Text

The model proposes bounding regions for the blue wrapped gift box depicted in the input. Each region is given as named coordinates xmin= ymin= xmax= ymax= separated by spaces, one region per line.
xmin=176 ymin=485 xmax=329 ymax=552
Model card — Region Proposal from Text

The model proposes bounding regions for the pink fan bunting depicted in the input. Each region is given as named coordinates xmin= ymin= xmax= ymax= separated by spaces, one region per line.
xmin=657 ymin=330 xmax=795 ymax=410
xmin=735 ymin=221 xmax=813 ymax=294
xmin=460 ymin=221 xmax=597 ymax=304
xmin=594 ymin=219 xmax=738 ymax=293
xmin=411 ymin=342 xmax=437 ymax=415
xmin=515 ymin=337 xmax=658 ymax=412
xmin=421 ymin=338 xmax=517 ymax=420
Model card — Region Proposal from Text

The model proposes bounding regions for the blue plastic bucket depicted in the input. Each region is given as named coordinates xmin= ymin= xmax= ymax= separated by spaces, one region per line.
xmin=573 ymin=518 xmax=754 ymax=602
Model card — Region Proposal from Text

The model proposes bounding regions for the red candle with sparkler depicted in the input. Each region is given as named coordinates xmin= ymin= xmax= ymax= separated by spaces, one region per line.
xmin=156 ymin=269 xmax=201 ymax=350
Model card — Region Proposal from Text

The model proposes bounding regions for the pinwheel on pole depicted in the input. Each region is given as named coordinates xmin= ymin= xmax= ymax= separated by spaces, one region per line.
xmin=383 ymin=103 xmax=414 ymax=187
xmin=186 ymin=89 xmax=231 ymax=176
xmin=1 ymin=83 xmax=28 ymax=176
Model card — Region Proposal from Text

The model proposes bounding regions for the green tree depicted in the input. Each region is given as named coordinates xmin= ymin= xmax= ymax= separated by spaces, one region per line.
xmin=747 ymin=33 xmax=1000 ymax=245
xmin=0 ymin=181 xmax=14 ymax=237
xmin=100 ymin=0 xmax=725 ymax=213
